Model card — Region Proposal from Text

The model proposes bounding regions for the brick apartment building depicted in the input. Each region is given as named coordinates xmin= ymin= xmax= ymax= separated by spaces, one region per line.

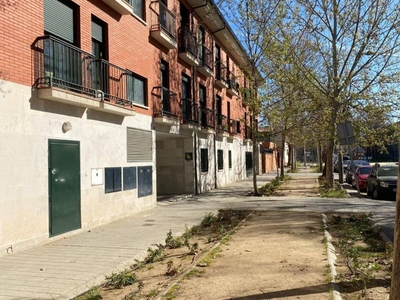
xmin=0 ymin=0 xmax=257 ymax=254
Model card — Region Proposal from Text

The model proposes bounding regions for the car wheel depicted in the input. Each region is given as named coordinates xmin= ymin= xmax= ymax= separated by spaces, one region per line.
xmin=372 ymin=188 xmax=380 ymax=200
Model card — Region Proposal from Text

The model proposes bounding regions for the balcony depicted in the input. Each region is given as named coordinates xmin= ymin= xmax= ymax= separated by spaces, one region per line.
xmin=178 ymin=27 xmax=199 ymax=66
xmin=215 ymin=62 xmax=228 ymax=89
xmin=181 ymin=98 xmax=200 ymax=130
xmin=230 ymin=119 xmax=241 ymax=136
xmin=197 ymin=45 xmax=213 ymax=77
xmin=199 ymin=107 xmax=215 ymax=133
xmin=102 ymin=0 xmax=133 ymax=15
xmin=227 ymin=74 xmax=239 ymax=97
xmin=216 ymin=114 xmax=229 ymax=137
xmin=245 ymin=125 xmax=253 ymax=142
xmin=32 ymin=36 xmax=135 ymax=116
xmin=152 ymin=86 xmax=179 ymax=125
xmin=149 ymin=1 xmax=177 ymax=49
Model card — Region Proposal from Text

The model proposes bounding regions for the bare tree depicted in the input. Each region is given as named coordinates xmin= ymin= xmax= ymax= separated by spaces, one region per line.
xmin=281 ymin=0 xmax=400 ymax=187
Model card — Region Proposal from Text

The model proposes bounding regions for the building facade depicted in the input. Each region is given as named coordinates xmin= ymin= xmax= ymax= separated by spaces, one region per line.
xmin=0 ymin=0 xmax=255 ymax=254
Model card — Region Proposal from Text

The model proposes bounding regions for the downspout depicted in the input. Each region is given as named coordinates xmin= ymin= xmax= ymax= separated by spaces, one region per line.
xmin=192 ymin=64 xmax=199 ymax=194
xmin=194 ymin=131 xmax=198 ymax=194
xmin=214 ymin=132 xmax=217 ymax=189
xmin=212 ymin=38 xmax=217 ymax=189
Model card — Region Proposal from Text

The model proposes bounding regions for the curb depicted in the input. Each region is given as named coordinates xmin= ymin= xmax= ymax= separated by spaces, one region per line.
xmin=322 ymin=213 xmax=342 ymax=300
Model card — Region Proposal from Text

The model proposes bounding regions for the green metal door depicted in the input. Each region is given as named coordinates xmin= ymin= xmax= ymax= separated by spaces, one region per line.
xmin=49 ymin=140 xmax=81 ymax=236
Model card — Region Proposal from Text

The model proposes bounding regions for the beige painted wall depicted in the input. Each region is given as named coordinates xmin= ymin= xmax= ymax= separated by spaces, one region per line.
xmin=0 ymin=81 xmax=157 ymax=255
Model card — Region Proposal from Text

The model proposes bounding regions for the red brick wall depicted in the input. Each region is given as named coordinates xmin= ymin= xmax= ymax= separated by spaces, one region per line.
xmin=0 ymin=0 xmax=250 ymax=120
xmin=0 ymin=1 xmax=43 ymax=84
xmin=259 ymin=142 xmax=278 ymax=173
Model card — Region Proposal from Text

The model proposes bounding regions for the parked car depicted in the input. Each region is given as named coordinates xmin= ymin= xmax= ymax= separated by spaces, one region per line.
xmin=366 ymin=163 xmax=398 ymax=199
xmin=345 ymin=160 xmax=370 ymax=184
xmin=351 ymin=165 xmax=372 ymax=191
xmin=334 ymin=155 xmax=351 ymax=173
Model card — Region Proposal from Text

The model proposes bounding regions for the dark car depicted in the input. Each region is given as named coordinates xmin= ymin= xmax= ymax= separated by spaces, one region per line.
xmin=351 ymin=165 xmax=372 ymax=191
xmin=366 ymin=164 xmax=398 ymax=199
xmin=345 ymin=160 xmax=370 ymax=184
xmin=334 ymin=155 xmax=351 ymax=173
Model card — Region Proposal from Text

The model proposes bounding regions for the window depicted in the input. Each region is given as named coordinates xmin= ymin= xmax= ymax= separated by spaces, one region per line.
xmin=201 ymin=149 xmax=208 ymax=172
xmin=198 ymin=26 xmax=205 ymax=63
xmin=44 ymin=0 xmax=77 ymax=44
xmin=127 ymin=73 xmax=147 ymax=106
xmin=91 ymin=17 xmax=107 ymax=59
xmin=229 ymin=150 xmax=232 ymax=168
xmin=123 ymin=167 xmax=137 ymax=190
xmin=44 ymin=0 xmax=80 ymax=87
xmin=216 ymin=95 xmax=222 ymax=125
xmin=160 ymin=60 xmax=170 ymax=112
xmin=245 ymin=152 xmax=253 ymax=170
xmin=180 ymin=2 xmax=190 ymax=29
xmin=218 ymin=149 xmax=224 ymax=170
xmin=105 ymin=167 xmax=122 ymax=193
xmin=132 ymin=0 xmax=144 ymax=19
xmin=181 ymin=74 xmax=191 ymax=99
xmin=182 ymin=74 xmax=192 ymax=120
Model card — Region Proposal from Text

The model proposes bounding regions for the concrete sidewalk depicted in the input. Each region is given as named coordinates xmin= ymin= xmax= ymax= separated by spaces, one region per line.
xmin=0 ymin=170 xmax=317 ymax=300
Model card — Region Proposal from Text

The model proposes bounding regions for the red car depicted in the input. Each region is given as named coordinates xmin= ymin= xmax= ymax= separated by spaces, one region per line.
xmin=352 ymin=165 xmax=372 ymax=191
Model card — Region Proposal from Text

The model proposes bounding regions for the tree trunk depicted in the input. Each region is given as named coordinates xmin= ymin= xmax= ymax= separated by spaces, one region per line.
xmin=317 ymin=142 xmax=323 ymax=172
xmin=276 ymin=150 xmax=280 ymax=179
xmin=280 ymin=138 xmax=285 ymax=179
xmin=293 ymin=146 xmax=297 ymax=170
xmin=324 ymin=138 xmax=335 ymax=188
xmin=389 ymin=148 xmax=400 ymax=300
xmin=252 ymin=123 xmax=259 ymax=196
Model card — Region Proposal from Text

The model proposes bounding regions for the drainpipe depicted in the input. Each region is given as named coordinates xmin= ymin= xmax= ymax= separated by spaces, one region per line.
xmin=214 ymin=132 xmax=217 ymax=188
xmin=212 ymin=51 xmax=217 ymax=189
xmin=192 ymin=65 xmax=199 ymax=195
xmin=194 ymin=131 xmax=198 ymax=194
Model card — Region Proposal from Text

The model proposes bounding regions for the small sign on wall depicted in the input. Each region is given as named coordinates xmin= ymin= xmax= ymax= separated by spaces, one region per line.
xmin=91 ymin=168 xmax=103 ymax=186
xmin=185 ymin=152 xmax=193 ymax=161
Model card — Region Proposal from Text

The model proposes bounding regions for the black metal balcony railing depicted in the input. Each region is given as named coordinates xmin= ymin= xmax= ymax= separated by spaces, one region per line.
xmin=182 ymin=98 xmax=199 ymax=124
xmin=216 ymin=61 xmax=228 ymax=83
xmin=33 ymin=35 xmax=133 ymax=106
xmin=230 ymin=119 xmax=240 ymax=135
xmin=245 ymin=125 xmax=253 ymax=140
xmin=92 ymin=58 xmax=132 ymax=104
xmin=150 ymin=1 xmax=176 ymax=40
xmin=152 ymin=86 xmax=178 ymax=118
xmin=228 ymin=74 xmax=239 ymax=93
xmin=200 ymin=107 xmax=215 ymax=129
xmin=216 ymin=114 xmax=228 ymax=132
xmin=199 ymin=45 xmax=213 ymax=71
xmin=179 ymin=27 xmax=197 ymax=57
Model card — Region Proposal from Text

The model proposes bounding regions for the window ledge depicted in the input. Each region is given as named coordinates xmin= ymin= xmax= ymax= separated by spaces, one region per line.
xmin=132 ymin=103 xmax=149 ymax=110
xmin=130 ymin=12 xmax=147 ymax=26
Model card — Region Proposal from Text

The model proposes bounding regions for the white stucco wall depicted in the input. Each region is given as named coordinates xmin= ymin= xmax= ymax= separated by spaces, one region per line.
xmin=0 ymin=81 xmax=157 ymax=254
xmin=197 ymin=133 xmax=215 ymax=193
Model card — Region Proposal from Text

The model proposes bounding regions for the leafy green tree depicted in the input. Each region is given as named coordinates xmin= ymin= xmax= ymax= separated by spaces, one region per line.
xmin=278 ymin=0 xmax=400 ymax=187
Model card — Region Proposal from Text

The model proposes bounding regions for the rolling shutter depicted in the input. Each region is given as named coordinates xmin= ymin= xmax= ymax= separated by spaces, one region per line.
xmin=127 ymin=128 xmax=152 ymax=162
xmin=44 ymin=0 xmax=75 ymax=43
xmin=92 ymin=21 xmax=103 ymax=42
